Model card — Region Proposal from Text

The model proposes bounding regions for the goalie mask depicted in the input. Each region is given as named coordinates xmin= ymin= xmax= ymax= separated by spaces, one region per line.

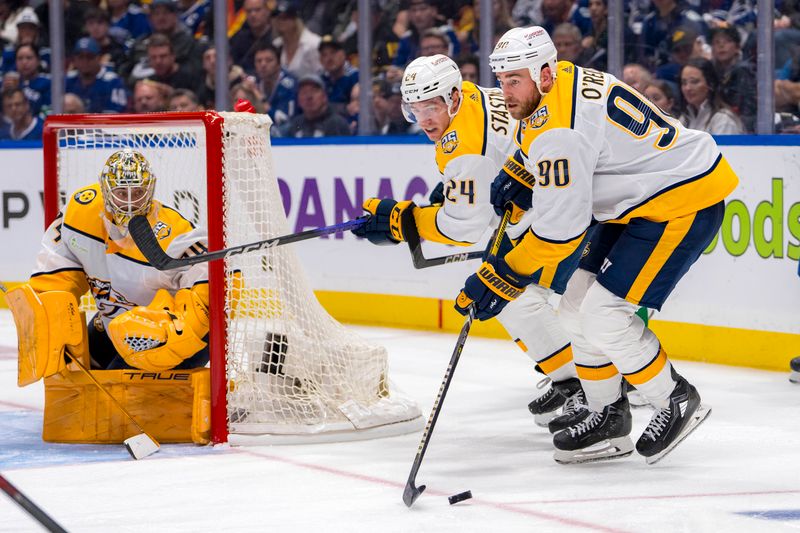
xmin=400 ymin=54 xmax=463 ymax=124
xmin=489 ymin=26 xmax=558 ymax=93
xmin=100 ymin=149 xmax=156 ymax=227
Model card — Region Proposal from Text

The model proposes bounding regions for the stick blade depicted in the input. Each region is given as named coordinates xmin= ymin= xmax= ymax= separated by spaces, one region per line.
xmin=124 ymin=433 xmax=160 ymax=460
xmin=403 ymin=482 xmax=425 ymax=508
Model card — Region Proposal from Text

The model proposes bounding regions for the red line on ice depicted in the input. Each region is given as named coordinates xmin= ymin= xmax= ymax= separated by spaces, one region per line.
xmin=237 ymin=448 xmax=628 ymax=533
xmin=0 ymin=399 xmax=40 ymax=411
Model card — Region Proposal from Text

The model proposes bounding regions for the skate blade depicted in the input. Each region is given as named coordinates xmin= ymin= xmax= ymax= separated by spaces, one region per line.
xmin=646 ymin=404 xmax=712 ymax=465
xmin=534 ymin=410 xmax=558 ymax=427
xmin=554 ymin=436 xmax=634 ymax=465
xmin=790 ymin=371 xmax=800 ymax=384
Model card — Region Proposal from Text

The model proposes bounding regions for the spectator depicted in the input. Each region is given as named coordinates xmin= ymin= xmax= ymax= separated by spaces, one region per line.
xmin=391 ymin=0 xmax=460 ymax=69
xmin=133 ymin=79 xmax=171 ymax=113
xmin=511 ymin=0 xmax=545 ymax=27
xmin=84 ymin=7 xmax=129 ymax=70
xmin=34 ymin=0 xmax=88 ymax=54
xmin=540 ymin=0 xmax=592 ymax=38
xmin=374 ymin=79 xmax=421 ymax=135
xmin=195 ymin=46 xmax=246 ymax=109
xmin=272 ymin=0 xmax=322 ymax=79
xmin=639 ymin=0 xmax=705 ymax=69
xmin=15 ymin=44 xmax=50 ymax=116
xmin=710 ymin=25 xmax=756 ymax=133
xmin=644 ymin=79 xmax=677 ymax=116
xmin=457 ymin=55 xmax=479 ymax=84
xmin=230 ymin=0 xmax=275 ymax=75
xmin=334 ymin=0 xmax=400 ymax=69
xmin=1 ymin=8 xmax=50 ymax=75
xmin=0 ymin=87 xmax=42 ymax=140
xmin=251 ymin=43 xmax=297 ymax=129
xmin=281 ymin=74 xmax=350 ymax=138
xmin=0 ymin=0 xmax=28 ymax=45
xmin=622 ymin=63 xmax=653 ymax=93
xmin=65 ymin=38 xmax=128 ymax=113
xmin=552 ymin=22 xmax=591 ymax=66
xmin=179 ymin=0 xmax=211 ymax=37
xmin=345 ymin=81 xmax=360 ymax=134
xmin=419 ymin=28 xmax=451 ymax=57
xmin=141 ymin=33 xmax=197 ymax=90
xmin=654 ymin=25 xmax=705 ymax=85
xmin=679 ymin=57 xmax=743 ymax=135
xmin=319 ymin=36 xmax=358 ymax=118
xmin=230 ymin=82 xmax=266 ymax=114
xmin=62 ymin=92 xmax=85 ymax=114
xmin=123 ymin=0 xmax=203 ymax=83
xmin=168 ymin=88 xmax=203 ymax=111
xmin=107 ymin=0 xmax=151 ymax=42
xmin=462 ymin=0 xmax=515 ymax=55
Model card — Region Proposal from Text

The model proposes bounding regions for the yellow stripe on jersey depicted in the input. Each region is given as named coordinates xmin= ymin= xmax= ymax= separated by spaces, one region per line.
xmin=411 ymin=205 xmax=472 ymax=246
xmin=504 ymin=229 xmax=587 ymax=289
xmin=575 ymin=361 xmax=619 ymax=381
xmin=625 ymin=211 xmax=696 ymax=305
xmin=519 ymin=61 xmax=578 ymax=155
xmin=623 ymin=346 xmax=668 ymax=386
xmin=538 ymin=344 xmax=573 ymax=374
xmin=610 ymin=155 xmax=739 ymax=224
xmin=435 ymin=81 xmax=488 ymax=174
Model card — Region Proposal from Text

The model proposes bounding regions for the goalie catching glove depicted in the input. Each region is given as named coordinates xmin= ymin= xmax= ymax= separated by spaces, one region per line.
xmin=108 ymin=288 xmax=209 ymax=372
xmin=491 ymin=149 xmax=535 ymax=217
xmin=351 ymin=198 xmax=416 ymax=245
xmin=455 ymin=254 xmax=535 ymax=321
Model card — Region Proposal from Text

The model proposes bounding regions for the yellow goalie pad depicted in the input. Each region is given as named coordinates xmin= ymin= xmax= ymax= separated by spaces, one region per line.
xmin=108 ymin=288 xmax=209 ymax=372
xmin=43 ymin=367 xmax=211 ymax=445
xmin=5 ymin=284 xmax=89 ymax=387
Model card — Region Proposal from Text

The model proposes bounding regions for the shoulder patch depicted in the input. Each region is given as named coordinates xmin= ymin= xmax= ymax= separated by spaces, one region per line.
xmin=73 ymin=188 xmax=97 ymax=205
xmin=152 ymin=220 xmax=172 ymax=240
xmin=529 ymin=106 xmax=549 ymax=129
xmin=440 ymin=131 xmax=459 ymax=154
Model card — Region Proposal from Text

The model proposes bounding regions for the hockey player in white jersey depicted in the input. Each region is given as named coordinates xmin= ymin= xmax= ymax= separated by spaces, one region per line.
xmin=455 ymin=27 xmax=738 ymax=464
xmin=352 ymin=54 xmax=584 ymax=425
xmin=21 ymin=148 xmax=210 ymax=373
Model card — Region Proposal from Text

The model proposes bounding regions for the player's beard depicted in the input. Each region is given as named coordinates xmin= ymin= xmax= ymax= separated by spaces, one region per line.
xmin=511 ymin=96 xmax=540 ymax=121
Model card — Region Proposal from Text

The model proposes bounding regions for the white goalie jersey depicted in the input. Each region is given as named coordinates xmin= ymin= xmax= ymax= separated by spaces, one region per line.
xmin=29 ymin=184 xmax=209 ymax=331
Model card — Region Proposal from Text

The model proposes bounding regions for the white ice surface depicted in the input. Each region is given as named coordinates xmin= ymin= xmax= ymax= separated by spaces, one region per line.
xmin=1 ymin=309 xmax=799 ymax=533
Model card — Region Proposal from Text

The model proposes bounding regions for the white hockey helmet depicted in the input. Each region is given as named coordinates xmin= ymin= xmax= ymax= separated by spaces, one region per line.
xmin=400 ymin=54 xmax=463 ymax=123
xmin=489 ymin=26 xmax=558 ymax=93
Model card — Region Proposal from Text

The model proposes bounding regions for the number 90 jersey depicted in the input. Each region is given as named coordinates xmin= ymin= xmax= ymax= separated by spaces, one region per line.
xmin=412 ymin=81 xmax=523 ymax=245
xmin=517 ymin=61 xmax=739 ymax=245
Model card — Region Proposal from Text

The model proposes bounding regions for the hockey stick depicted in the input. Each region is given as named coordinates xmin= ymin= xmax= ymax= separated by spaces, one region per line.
xmin=400 ymin=209 xmax=483 ymax=269
xmin=128 ymin=214 xmax=369 ymax=271
xmin=0 ymin=473 xmax=68 ymax=533
xmin=403 ymin=206 xmax=514 ymax=508
xmin=67 ymin=355 xmax=160 ymax=460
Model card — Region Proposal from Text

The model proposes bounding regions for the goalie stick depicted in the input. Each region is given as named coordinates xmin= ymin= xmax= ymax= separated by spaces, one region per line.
xmin=0 ymin=474 xmax=68 ymax=533
xmin=128 ymin=214 xmax=370 ymax=270
xmin=403 ymin=206 xmax=514 ymax=508
xmin=400 ymin=209 xmax=483 ymax=269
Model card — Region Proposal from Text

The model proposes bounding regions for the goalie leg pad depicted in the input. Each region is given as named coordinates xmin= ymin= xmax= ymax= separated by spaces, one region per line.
xmin=6 ymin=284 xmax=88 ymax=386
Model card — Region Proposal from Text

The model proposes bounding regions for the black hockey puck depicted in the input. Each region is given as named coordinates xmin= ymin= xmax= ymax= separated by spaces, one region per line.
xmin=448 ymin=490 xmax=472 ymax=505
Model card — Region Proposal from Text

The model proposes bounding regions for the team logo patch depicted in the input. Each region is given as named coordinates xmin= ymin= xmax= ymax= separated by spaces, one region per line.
xmin=440 ymin=131 xmax=459 ymax=154
xmin=74 ymin=188 xmax=97 ymax=205
xmin=153 ymin=221 xmax=171 ymax=240
xmin=529 ymin=106 xmax=549 ymax=129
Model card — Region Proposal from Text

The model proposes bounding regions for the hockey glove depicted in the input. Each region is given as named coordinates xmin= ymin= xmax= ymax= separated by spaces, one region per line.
xmin=351 ymin=198 xmax=416 ymax=245
xmin=455 ymin=255 xmax=534 ymax=321
xmin=491 ymin=149 xmax=535 ymax=217
xmin=428 ymin=182 xmax=445 ymax=205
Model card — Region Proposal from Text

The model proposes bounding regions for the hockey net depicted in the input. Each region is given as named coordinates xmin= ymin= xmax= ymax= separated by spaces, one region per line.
xmin=42 ymin=112 xmax=422 ymax=444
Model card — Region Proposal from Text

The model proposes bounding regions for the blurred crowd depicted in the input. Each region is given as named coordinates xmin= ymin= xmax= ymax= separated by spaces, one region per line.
xmin=0 ymin=0 xmax=797 ymax=141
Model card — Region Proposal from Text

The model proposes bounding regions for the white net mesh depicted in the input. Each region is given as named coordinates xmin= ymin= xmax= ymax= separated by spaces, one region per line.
xmin=49 ymin=112 xmax=422 ymax=443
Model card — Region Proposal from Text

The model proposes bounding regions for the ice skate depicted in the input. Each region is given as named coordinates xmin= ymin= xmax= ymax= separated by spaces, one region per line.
xmin=553 ymin=395 xmax=634 ymax=464
xmin=790 ymin=357 xmax=800 ymax=384
xmin=548 ymin=386 xmax=589 ymax=434
xmin=528 ymin=377 xmax=581 ymax=427
xmin=636 ymin=375 xmax=711 ymax=465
